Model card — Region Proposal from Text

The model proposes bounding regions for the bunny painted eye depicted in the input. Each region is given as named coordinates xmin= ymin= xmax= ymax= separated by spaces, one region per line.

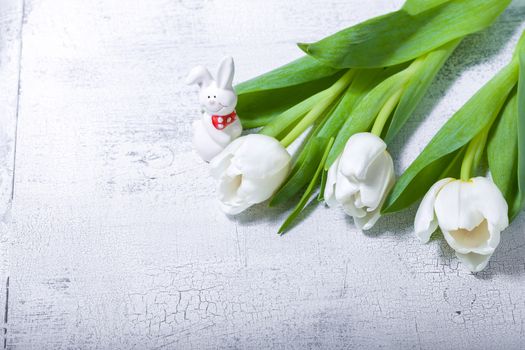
xmin=207 ymin=96 xmax=210 ymax=98
xmin=214 ymin=95 xmax=216 ymax=98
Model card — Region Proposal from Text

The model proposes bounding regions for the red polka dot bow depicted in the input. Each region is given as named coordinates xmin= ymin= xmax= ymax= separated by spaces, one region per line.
xmin=211 ymin=111 xmax=237 ymax=130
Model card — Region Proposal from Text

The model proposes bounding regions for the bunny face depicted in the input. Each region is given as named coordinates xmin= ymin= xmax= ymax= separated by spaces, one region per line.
xmin=198 ymin=82 xmax=237 ymax=116
xmin=186 ymin=56 xmax=238 ymax=116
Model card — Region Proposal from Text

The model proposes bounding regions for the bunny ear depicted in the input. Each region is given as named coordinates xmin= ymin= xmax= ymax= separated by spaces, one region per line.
xmin=216 ymin=56 xmax=235 ymax=90
xmin=185 ymin=66 xmax=213 ymax=88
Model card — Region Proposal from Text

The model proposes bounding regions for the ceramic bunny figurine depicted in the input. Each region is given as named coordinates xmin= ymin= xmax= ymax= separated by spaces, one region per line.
xmin=185 ymin=57 xmax=242 ymax=162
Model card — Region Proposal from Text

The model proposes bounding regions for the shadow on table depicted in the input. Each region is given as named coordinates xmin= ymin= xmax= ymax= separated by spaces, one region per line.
xmin=233 ymin=197 xmax=321 ymax=235
xmin=360 ymin=205 xmax=417 ymax=238
xmin=420 ymin=212 xmax=525 ymax=279
xmin=472 ymin=212 xmax=525 ymax=279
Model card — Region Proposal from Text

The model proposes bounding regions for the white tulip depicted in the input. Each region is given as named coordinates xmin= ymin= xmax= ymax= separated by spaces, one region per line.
xmin=415 ymin=176 xmax=509 ymax=272
xmin=325 ymin=132 xmax=395 ymax=230
xmin=210 ymin=134 xmax=291 ymax=215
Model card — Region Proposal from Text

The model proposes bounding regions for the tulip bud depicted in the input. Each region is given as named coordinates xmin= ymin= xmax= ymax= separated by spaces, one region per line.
xmin=415 ymin=177 xmax=509 ymax=272
xmin=325 ymin=132 xmax=395 ymax=230
xmin=210 ymin=134 xmax=291 ymax=215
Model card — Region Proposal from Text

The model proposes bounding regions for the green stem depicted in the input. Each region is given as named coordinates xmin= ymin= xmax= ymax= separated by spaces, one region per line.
xmin=370 ymin=56 xmax=426 ymax=137
xmin=259 ymin=89 xmax=329 ymax=138
xmin=460 ymin=69 xmax=517 ymax=181
xmin=403 ymin=55 xmax=426 ymax=76
xmin=278 ymin=137 xmax=335 ymax=234
xmin=460 ymin=134 xmax=482 ymax=181
xmin=279 ymin=69 xmax=355 ymax=147
xmin=460 ymin=54 xmax=520 ymax=181
xmin=370 ymin=88 xmax=403 ymax=137
xmin=460 ymin=118 xmax=493 ymax=181
xmin=472 ymin=129 xmax=489 ymax=171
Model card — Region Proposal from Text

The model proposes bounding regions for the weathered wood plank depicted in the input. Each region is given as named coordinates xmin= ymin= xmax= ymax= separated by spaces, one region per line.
xmin=7 ymin=0 xmax=525 ymax=348
xmin=0 ymin=0 xmax=23 ymax=218
xmin=0 ymin=0 xmax=24 ymax=347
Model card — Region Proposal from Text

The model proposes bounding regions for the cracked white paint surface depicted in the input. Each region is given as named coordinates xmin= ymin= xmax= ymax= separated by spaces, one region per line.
xmin=1 ymin=0 xmax=525 ymax=348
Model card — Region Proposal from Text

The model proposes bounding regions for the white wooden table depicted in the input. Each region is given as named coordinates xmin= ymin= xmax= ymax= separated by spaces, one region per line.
xmin=1 ymin=0 xmax=525 ymax=348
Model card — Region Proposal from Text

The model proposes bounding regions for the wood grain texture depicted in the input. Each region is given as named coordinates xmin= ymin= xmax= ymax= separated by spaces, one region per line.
xmin=4 ymin=0 xmax=525 ymax=348
xmin=0 ymin=0 xmax=24 ymax=346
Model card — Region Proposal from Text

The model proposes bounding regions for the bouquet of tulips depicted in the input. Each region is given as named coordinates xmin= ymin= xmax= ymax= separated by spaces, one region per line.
xmin=189 ymin=0 xmax=525 ymax=272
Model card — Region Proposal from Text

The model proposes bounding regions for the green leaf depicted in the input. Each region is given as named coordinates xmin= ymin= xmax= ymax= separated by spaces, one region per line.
xmin=383 ymin=59 xmax=519 ymax=214
xmin=235 ymin=56 xmax=340 ymax=94
xmin=317 ymin=169 xmax=328 ymax=202
xmin=402 ymin=0 xmax=452 ymax=15
xmin=384 ymin=39 xmax=461 ymax=144
xmin=311 ymin=69 xmax=388 ymax=201
xmin=269 ymin=88 xmax=344 ymax=205
xmin=299 ymin=0 xmax=510 ymax=68
xmin=390 ymin=149 xmax=465 ymax=210
xmin=325 ymin=65 xmax=410 ymax=168
xmin=236 ymin=71 xmax=343 ymax=129
xmin=268 ymin=70 xmax=377 ymax=206
xmin=316 ymin=68 xmax=387 ymax=138
xmin=258 ymin=88 xmax=330 ymax=138
xmin=235 ymin=56 xmax=342 ymax=128
xmin=270 ymin=137 xmax=327 ymax=207
xmin=515 ymin=35 xmax=525 ymax=219
xmin=278 ymin=137 xmax=334 ymax=234
xmin=488 ymin=91 xmax=518 ymax=217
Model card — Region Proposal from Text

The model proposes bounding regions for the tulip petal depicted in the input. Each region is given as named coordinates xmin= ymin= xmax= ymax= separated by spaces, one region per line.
xmin=354 ymin=170 xmax=395 ymax=231
xmin=341 ymin=200 xmax=366 ymax=218
xmin=414 ymin=177 xmax=454 ymax=243
xmin=219 ymin=200 xmax=252 ymax=215
xmin=339 ymin=133 xmax=387 ymax=181
xmin=217 ymin=164 xmax=242 ymax=202
xmin=442 ymin=220 xmax=495 ymax=255
xmin=354 ymin=207 xmax=381 ymax=231
xmin=237 ymin=166 xmax=290 ymax=204
xmin=460 ymin=177 xmax=507 ymax=253
xmin=436 ymin=177 xmax=508 ymax=259
xmin=435 ymin=180 xmax=485 ymax=232
xmin=324 ymin=156 xmax=340 ymax=207
xmin=330 ymin=132 xmax=396 ymax=230
xmin=469 ymin=177 xmax=509 ymax=232
xmin=335 ymin=170 xmax=359 ymax=207
xmin=211 ymin=134 xmax=292 ymax=215
xmin=455 ymin=252 xmax=492 ymax=273
xmin=210 ymin=136 xmax=244 ymax=178
xmin=357 ymin=151 xmax=395 ymax=210
xmin=231 ymin=134 xmax=291 ymax=178
xmin=335 ymin=133 xmax=385 ymax=211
